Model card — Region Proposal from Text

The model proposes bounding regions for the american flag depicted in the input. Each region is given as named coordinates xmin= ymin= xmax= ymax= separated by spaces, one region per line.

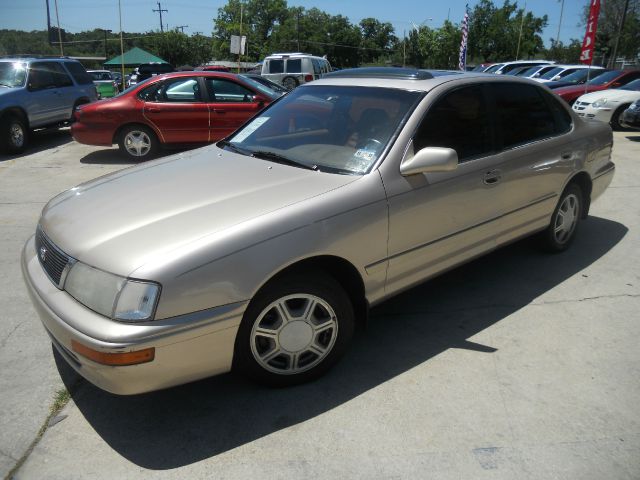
xmin=458 ymin=6 xmax=470 ymax=71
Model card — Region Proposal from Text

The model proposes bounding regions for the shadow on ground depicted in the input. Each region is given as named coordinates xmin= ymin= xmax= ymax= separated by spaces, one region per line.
xmin=56 ymin=216 xmax=627 ymax=470
xmin=625 ymin=135 xmax=640 ymax=142
xmin=0 ymin=128 xmax=72 ymax=161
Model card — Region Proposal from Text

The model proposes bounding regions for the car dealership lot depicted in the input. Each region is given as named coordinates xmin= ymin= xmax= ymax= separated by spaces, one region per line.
xmin=1 ymin=130 xmax=639 ymax=479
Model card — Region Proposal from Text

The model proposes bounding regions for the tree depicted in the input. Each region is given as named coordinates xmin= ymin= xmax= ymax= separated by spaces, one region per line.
xmin=545 ymin=38 xmax=582 ymax=63
xmin=468 ymin=0 xmax=547 ymax=62
xmin=359 ymin=18 xmax=397 ymax=64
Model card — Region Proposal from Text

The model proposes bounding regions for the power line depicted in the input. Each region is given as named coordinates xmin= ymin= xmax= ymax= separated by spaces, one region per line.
xmin=175 ymin=25 xmax=188 ymax=33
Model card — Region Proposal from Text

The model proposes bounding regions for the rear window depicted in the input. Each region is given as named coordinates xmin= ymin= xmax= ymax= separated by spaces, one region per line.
xmin=587 ymin=70 xmax=622 ymax=85
xmin=268 ymin=60 xmax=284 ymax=74
xmin=63 ymin=61 xmax=93 ymax=84
xmin=286 ymin=59 xmax=302 ymax=73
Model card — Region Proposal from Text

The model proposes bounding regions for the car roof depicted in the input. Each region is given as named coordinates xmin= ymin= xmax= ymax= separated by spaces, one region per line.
xmin=313 ymin=68 xmax=542 ymax=91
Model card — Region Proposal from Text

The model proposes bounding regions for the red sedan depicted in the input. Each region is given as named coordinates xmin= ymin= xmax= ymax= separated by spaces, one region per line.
xmin=554 ymin=69 xmax=640 ymax=105
xmin=72 ymin=71 xmax=282 ymax=160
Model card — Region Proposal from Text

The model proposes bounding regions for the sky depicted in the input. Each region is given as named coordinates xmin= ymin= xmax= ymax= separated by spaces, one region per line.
xmin=1 ymin=0 xmax=588 ymax=47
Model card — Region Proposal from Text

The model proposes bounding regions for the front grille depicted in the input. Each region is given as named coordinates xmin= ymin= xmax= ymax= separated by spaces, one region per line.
xmin=35 ymin=227 xmax=71 ymax=288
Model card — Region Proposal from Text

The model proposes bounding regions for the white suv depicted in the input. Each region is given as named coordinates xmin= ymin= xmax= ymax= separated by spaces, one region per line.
xmin=261 ymin=53 xmax=331 ymax=90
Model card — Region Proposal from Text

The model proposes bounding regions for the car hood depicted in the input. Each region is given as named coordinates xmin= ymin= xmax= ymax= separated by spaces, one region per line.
xmin=40 ymin=146 xmax=359 ymax=276
xmin=577 ymin=88 xmax=640 ymax=104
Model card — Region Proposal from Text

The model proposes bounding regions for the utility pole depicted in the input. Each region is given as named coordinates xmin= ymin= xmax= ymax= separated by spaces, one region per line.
xmin=175 ymin=25 xmax=188 ymax=33
xmin=118 ymin=0 xmax=125 ymax=91
xmin=515 ymin=1 xmax=527 ymax=60
xmin=100 ymin=29 xmax=112 ymax=61
xmin=609 ymin=0 xmax=630 ymax=68
xmin=555 ymin=0 xmax=565 ymax=46
xmin=153 ymin=2 xmax=168 ymax=32
xmin=296 ymin=11 xmax=300 ymax=51
xmin=53 ymin=0 xmax=64 ymax=56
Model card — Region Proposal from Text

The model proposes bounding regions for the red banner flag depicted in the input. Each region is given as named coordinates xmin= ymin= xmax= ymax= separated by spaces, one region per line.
xmin=580 ymin=0 xmax=601 ymax=64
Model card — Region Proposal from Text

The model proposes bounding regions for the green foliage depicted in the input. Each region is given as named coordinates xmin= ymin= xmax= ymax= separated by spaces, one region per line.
xmin=0 ymin=28 xmax=214 ymax=69
xmin=468 ymin=0 xmax=547 ymax=62
xmin=545 ymin=39 xmax=582 ymax=64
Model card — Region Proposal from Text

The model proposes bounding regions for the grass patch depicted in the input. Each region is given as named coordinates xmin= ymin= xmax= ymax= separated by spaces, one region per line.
xmin=5 ymin=387 xmax=72 ymax=479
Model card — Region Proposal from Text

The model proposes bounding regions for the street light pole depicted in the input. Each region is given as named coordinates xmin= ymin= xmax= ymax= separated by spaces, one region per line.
xmin=53 ymin=0 xmax=64 ymax=56
xmin=118 ymin=0 xmax=125 ymax=91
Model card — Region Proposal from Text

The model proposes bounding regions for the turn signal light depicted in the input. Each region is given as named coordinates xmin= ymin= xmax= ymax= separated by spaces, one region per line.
xmin=71 ymin=340 xmax=155 ymax=366
xmin=305 ymin=74 xmax=313 ymax=82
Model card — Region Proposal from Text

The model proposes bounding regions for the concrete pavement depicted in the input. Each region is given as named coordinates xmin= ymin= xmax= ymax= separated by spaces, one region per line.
xmin=1 ymin=130 xmax=639 ymax=479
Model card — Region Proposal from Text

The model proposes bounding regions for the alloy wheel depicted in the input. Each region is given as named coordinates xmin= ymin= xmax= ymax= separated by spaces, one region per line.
xmin=553 ymin=193 xmax=579 ymax=244
xmin=124 ymin=130 xmax=151 ymax=157
xmin=9 ymin=122 xmax=25 ymax=148
xmin=250 ymin=293 xmax=338 ymax=375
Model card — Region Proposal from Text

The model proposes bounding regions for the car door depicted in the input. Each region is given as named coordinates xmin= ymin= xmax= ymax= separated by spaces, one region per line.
xmin=25 ymin=62 xmax=64 ymax=127
xmin=486 ymin=82 xmax=576 ymax=246
xmin=204 ymin=77 xmax=263 ymax=140
xmin=381 ymin=84 xmax=506 ymax=295
xmin=49 ymin=62 xmax=76 ymax=119
xmin=142 ymin=76 xmax=210 ymax=144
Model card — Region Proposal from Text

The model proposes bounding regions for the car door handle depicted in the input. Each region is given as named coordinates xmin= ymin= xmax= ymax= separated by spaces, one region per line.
xmin=483 ymin=170 xmax=502 ymax=185
xmin=147 ymin=108 xmax=162 ymax=113
xmin=213 ymin=109 xmax=226 ymax=114
xmin=560 ymin=151 xmax=572 ymax=160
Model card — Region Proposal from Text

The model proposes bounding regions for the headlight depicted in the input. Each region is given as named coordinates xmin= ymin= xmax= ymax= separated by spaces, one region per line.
xmin=64 ymin=262 xmax=160 ymax=322
xmin=592 ymin=98 xmax=608 ymax=108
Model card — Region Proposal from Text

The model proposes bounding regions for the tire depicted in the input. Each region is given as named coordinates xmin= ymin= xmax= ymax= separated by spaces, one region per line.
xmin=609 ymin=104 xmax=630 ymax=131
xmin=282 ymin=76 xmax=299 ymax=91
xmin=540 ymin=183 xmax=583 ymax=252
xmin=118 ymin=125 xmax=159 ymax=160
xmin=233 ymin=273 xmax=355 ymax=387
xmin=0 ymin=114 xmax=28 ymax=154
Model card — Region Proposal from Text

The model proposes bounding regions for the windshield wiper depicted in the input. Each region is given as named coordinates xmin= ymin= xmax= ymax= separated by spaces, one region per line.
xmin=251 ymin=150 xmax=318 ymax=171
xmin=218 ymin=139 xmax=253 ymax=156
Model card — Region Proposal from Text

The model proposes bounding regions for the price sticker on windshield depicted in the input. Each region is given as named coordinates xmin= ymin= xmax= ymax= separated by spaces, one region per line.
xmin=232 ymin=117 xmax=270 ymax=143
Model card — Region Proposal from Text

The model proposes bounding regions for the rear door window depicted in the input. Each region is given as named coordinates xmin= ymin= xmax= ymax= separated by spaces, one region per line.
xmin=50 ymin=63 xmax=73 ymax=87
xmin=63 ymin=62 xmax=93 ymax=84
xmin=491 ymin=83 xmax=557 ymax=149
xmin=206 ymin=78 xmax=254 ymax=102
xmin=286 ymin=59 xmax=302 ymax=74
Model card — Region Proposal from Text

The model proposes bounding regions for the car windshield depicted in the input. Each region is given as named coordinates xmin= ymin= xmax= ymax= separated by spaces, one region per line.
xmin=238 ymin=75 xmax=283 ymax=99
xmin=619 ymin=79 xmax=640 ymax=91
xmin=519 ymin=66 xmax=542 ymax=77
xmin=0 ymin=62 xmax=28 ymax=87
xmin=484 ymin=64 xmax=503 ymax=73
xmin=223 ymin=85 xmax=422 ymax=175
xmin=116 ymin=76 xmax=153 ymax=96
xmin=539 ymin=67 xmax=564 ymax=80
xmin=587 ymin=70 xmax=623 ymax=86
xmin=559 ymin=69 xmax=603 ymax=84
xmin=89 ymin=71 xmax=113 ymax=81
xmin=241 ymin=74 xmax=288 ymax=94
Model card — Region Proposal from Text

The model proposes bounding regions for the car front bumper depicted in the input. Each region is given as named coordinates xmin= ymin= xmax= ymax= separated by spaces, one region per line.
xmin=21 ymin=235 xmax=245 ymax=395
xmin=572 ymin=105 xmax=614 ymax=124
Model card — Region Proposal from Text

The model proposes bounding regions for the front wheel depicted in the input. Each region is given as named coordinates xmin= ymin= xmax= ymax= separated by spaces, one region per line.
xmin=0 ymin=115 xmax=28 ymax=154
xmin=234 ymin=273 xmax=354 ymax=386
xmin=118 ymin=125 xmax=159 ymax=160
xmin=540 ymin=183 xmax=583 ymax=252
xmin=610 ymin=104 xmax=631 ymax=131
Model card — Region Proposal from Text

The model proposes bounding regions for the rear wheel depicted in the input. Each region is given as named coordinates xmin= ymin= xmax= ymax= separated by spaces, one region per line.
xmin=234 ymin=273 xmax=354 ymax=386
xmin=0 ymin=114 xmax=28 ymax=154
xmin=118 ymin=125 xmax=159 ymax=160
xmin=540 ymin=183 xmax=583 ymax=252
xmin=282 ymin=76 xmax=299 ymax=91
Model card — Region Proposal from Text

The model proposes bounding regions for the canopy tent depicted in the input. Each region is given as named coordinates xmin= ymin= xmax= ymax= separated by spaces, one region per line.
xmin=104 ymin=47 xmax=168 ymax=68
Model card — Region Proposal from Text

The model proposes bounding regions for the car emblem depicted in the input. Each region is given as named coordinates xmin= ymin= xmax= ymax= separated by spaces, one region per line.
xmin=39 ymin=247 xmax=47 ymax=262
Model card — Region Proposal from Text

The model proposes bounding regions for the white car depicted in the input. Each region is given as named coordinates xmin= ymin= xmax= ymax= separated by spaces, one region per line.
xmin=572 ymin=79 xmax=640 ymax=130
xmin=534 ymin=65 xmax=603 ymax=83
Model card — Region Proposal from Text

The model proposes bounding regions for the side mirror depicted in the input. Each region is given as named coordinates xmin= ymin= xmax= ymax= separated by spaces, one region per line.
xmin=400 ymin=147 xmax=458 ymax=176
xmin=611 ymin=81 xmax=622 ymax=88
xmin=252 ymin=94 xmax=266 ymax=105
